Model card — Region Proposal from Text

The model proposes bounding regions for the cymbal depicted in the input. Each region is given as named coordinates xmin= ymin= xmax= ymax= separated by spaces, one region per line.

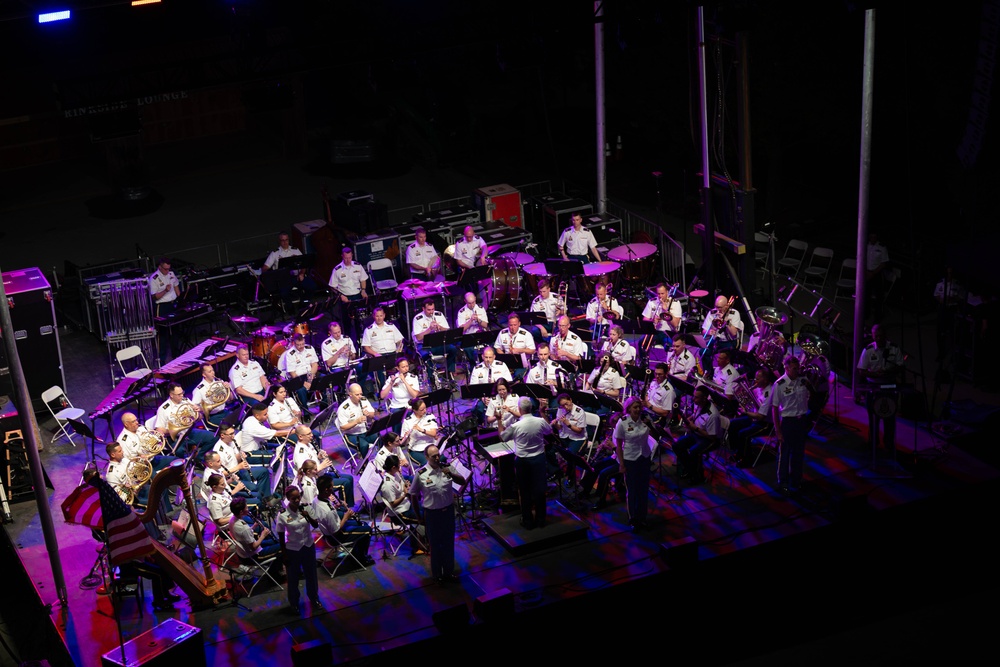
xmin=399 ymin=278 xmax=426 ymax=289
xmin=689 ymin=289 xmax=710 ymax=298
xmin=232 ymin=316 xmax=259 ymax=324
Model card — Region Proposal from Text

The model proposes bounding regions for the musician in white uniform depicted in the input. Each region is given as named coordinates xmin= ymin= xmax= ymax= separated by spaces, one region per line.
xmin=405 ymin=227 xmax=441 ymax=279
xmin=235 ymin=402 xmax=294 ymax=463
xmin=155 ymin=382 xmax=215 ymax=456
xmin=321 ymin=321 xmax=356 ymax=370
xmin=336 ymin=383 xmax=377 ymax=457
xmin=601 ymin=325 xmax=636 ymax=365
xmin=494 ymin=312 xmax=536 ymax=378
xmin=558 ymin=213 xmax=602 ymax=263
xmin=585 ymin=354 xmax=626 ymax=400
xmin=454 ymin=226 xmax=488 ymax=270
xmin=550 ymin=315 xmax=587 ymax=363
xmin=380 ymin=454 xmax=417 ymax=522
xmin=456 ymin=291 xmax=490 ymax=369
xmin=206 ymin=473 xmax=243 ymax=528
xmin=373 ymin=432 xmax=411 ymax=476
xmin=262 ymin=231 xmax=315 ymax=303
xmin=525 ymin=343 xmax=563 ymax=392
xmin=212 ymin=425 xmax=270 ymax=502
xmin=530 ymin=279 xmax=562 ymax=340
xmin=263 ymin=231 xmax=303 ymax=272
xmin=191 ymin=363 xmax=238 ymax=429
xmin=117 ymin=412 xmax=174 ymax=475
xmin=412 ymin=299 xmax=457 ymax=374
xmin=149 ymin=257 xmax=180 ymax=362
xmin=552 ymin=393 xmax=588 ymax=488
xmin=380 ymin=357 xmax=422 ymax=434
xmin=585 ymin=284 xmax=624 ymax=332
xmin=857 ymin=323 xmax=904 ymax=452
xmin=327 ymin=246 xmax=369 ymax=303
xmin=728 ymin=368 xmax=776 ymax=466
xmin=485 ymin=378 xmax=520 ymax=429
xmin=400 ymin=397 xmax=438 ymax=466
xmin=710 ymin=350 xmax=739 ymax=398
xmin=362 ymin=307 xmax=405 ymax=388
xmin=644 ymin=363 xmax=677 ymax=423
xmin=278 ymin=334 xmax=320 ymax=409
xmin=702 ymin=295 xmax=743 ymax=351
xmin=614 ymin=398 xmax=654 ymax=530
xmin=105 ymin=442 xmax=147 ymax=505
xmin=276 ymin=485 xmax=321 ymax=614
xmin=642 ymin=282 xmax=684 ymax=346
xmin=771 ymin=356 xmax=812 ymax=494
xmin=470 ymin=346 xmax=513 ymax=423
xmin=312 ymin=474 xmax=373 ymax=568
xmin=673 ymin=386 xmax=722 ymax=484
xmin=230 ymin=345 xmax=271 ymax=404
xmin=666 ymin=335 xmax=698 ymax=380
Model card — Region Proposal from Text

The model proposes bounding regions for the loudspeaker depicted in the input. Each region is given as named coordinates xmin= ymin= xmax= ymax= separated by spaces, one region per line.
xmin=659 ymin=536 xmax=699 ymax=569
xmin=291 ymin=639 xmax=333 ymax=667
xmin=432 ymin=603 xmax=470 ymax=633
xmin=474 ymin=588 xmax=514 ymax=623
xmin=101 ymin=619 xmax=205 ymax=666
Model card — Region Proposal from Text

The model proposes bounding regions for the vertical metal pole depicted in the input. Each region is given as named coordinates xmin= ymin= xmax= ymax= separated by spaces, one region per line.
xmin=697 ymin=6 xmax=715 ymax=290
xmin=595 ymin=1 xmax=608 ymax=214
xmin=0 ymin=267 xmax=68 ymax=607
xmin=853 ymin=9 xmax=876 ymax=395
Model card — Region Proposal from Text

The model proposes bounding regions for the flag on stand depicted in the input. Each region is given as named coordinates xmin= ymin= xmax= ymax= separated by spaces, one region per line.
xmin=61 ymin=477 xmax=155 ymax=566
xmin=60 ymin=483 xmax=104 ymax=530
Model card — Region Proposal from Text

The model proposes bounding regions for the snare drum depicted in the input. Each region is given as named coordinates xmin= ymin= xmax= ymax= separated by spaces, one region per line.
xmin=251 ymin=326 xmax=280 ymax=358
xmin=583 ymin=261 xmax=621 ymax=292
xmin=281 ymin=322 xmax=311 ymax=338
xmin=607 ymin=243 xmax=657 ymax=283
xmin=523 ymin=263 xmax=549 ymax=296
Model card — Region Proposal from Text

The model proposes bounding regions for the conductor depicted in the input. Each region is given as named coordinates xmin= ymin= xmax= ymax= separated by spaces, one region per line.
xmin=497 ymin=396 xmax=554 ymax=529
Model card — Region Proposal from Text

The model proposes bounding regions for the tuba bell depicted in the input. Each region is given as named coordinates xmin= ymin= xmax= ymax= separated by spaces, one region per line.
xmin=200 ymin=381 xmax=232 ymax=416
xmin=166 ymin=401 xmax=200 ymax=439
xmin=732 ymin=377 xmax=761 ymax=415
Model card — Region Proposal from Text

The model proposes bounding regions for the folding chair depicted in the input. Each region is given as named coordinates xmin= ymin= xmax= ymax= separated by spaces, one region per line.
xmin=216 ymin=525 xmax=282 ymax=597
xmin=579 ymin=412 xmax=602 ymax=463
xmin=334 ymin=421 xmax=364 ymax=473
xmin=317 ymin=528 xmax=368 ymax=577
xmin=41 ymin=386 xmax=86 ymax=445
xmin=834 ymin=259 xmax=857 ymax=302
xmin=116 ymin=345 xmax=153 ymax=380
xmin=366 ymin=258 xmax=399 ymax=294
xmin=801 ymin=247 xmax=835 ymax=292
xmin=776 ymin=239 xmax=808 ymax=278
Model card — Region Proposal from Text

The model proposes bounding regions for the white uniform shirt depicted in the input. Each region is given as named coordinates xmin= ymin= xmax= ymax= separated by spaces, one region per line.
xmin=646 ymin=379 xmax=676 ymax=414
xmin=148 ymin=270 xmax=179 ymax=304
xmin=410 ymin=465 xmax=454 ymax=510
xmin=554 ymin=404 xmax=587 ymax=441
xmin=213 ymin=439 xmax=242 ymax=472
xmin=380 ymin=472 xmax=411 ymax=513
xmin=469 ymin=360 xmax=512 ymax=385
xmin=155 ymin=399 xmax=194 ymax=431
xmin=267 ymin=397 xmax=300 ymax=426
xmin=494 ymin=327 xmax=535 ymax=355
xmin=667 ymin=349 xmax=698 ymax=379
xmin=712 ymin=363 xmax=739 ymax=397
xmin=867 ymin=242 xmax=889 ymax=272
xmin=321 ymin=335 xmax=356 ymax=368
xmin=208 ymin=490 xmax=234 ymax=523
xmin=292 ymin=475 xmax=318 ymax=505
xmin=191 ymin=379 xmax=232 ymax=414
xmin=771 ymin=374 xmax=810 ymax=419
xmin=279 ymin=345 xmax=319 ymax=378
xmin=454 ymin=235 xmax=487 ymax=267
xmin=857 ymin=342 xmax=904 ymax=376
xmin=362 ymin=322 xmax=404 ymax=355
xmin=499 ymin=414 xmax=553 ymax=458
xmin=702 ymin=308 xmax=743 ymax=342
xmin=412 ymin=310 xmax=449 ymax=350
xmin=106 ymin=459 xmax=130 ymax=492
xmin=264 ymin=246 xmax=302 ymax=270
xmin=117 ymin=426 xmax=152 ymax=461
xmin=586 ymin=296 xmax=624 ymax=324
xmin=276 ymin=506 xmax=313 ymax=551
xmin=613 ymin=415 xmax=652 ymax=461
xmin=230 ymin=359 xmax=267 ymax=395
xmin=456 ymin=304 xmax=489 ymax=334
xmin=692 ymin=403 xmax=723 ymax=439
xmin=374 ymin=446 xmax=409 ymax=473
xmin=406 ymin=241 xmax=439 ymax=272
xmin=602 ymin=338 xmax=636 ymax=365
xmin=558 ymin=227 xmax=598 ymax=256
xmin=551 ymin=330 xmax=587 ymax=360
xmin=382 ymin=372 xmax=421 ymax=410
xmin=235 ymin=416 xmax=277 ymax=452
xmin=531 ymin=293 xmax=560 ymax=323
xmin=525 ymin=360 xmax=563 ymax=387
xmin=337 ymin=397 xmax=373 ymax=436
xmin=402 ymin=412 xmax=438 ymax=453
xmin=485 ymin=394 xmax=519 ymax=429
xmin=312 ymin=496 xmax=344 ymax=536
xmin=587 ymin=367 xmax=625 ymax=395
xmin=292 ymin=443 xmax=322 ymax=474
xmin=642 ymin=298 xmax=684 ymax=332
xmin=327 ymin=261 xmax=369 ymax=295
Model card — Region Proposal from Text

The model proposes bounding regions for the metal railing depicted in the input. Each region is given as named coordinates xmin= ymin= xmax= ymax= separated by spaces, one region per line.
xmin=605 ymin=200 xmax=687 ymax=289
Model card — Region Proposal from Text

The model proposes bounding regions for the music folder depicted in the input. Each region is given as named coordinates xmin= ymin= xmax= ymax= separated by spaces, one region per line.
xmin=544 ymin=258 xmax=585 ymax=277
xmin=283 ymin=374 xmax=308 ymax=394
xmin=566 ymin=389 xmax=601 ymax=411
xmin=422 ymin=328 xmax=462 ymax=350
xmin=365 ymin=409 xmax=405 ymax=438
xmin=461 ymin=329 xmax=497 ymax=350
xmin=461 ymin=384 xmax=494 ymax=400
xmin=509 ymin=381 xmax=552 ymax=401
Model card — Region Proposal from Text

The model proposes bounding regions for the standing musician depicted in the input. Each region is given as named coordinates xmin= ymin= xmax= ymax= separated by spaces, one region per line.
xmin=666 ymin=334 xmax=698 ymax=380
xmin=601 ymin=325 xmax=636 ymax=365
xmin=558 ymin=212 xmax=602 ymax=263
xmin=213 ymin=424 xmax=270 ymax=502
xmin=530 ymin=279 xmax=563 ymax=340
xmin=148 ymin=257 xmax=180 ymax=362
xmin=292 ymin=425 xmax=355 ymax=505
xmin=702 ymin=295 xmax=743 ymax=351
xmin=380 ymin=357 xmax=422 ymax=431
xmin=615 ymin=398 xmax=653 ymax=530
xmin=525 ymin=343 xmax=563 ymax=392
xmin=278 ymin=334 xmax=320 ymax=410
xmin=409 ymin=445 xmax=463 ymax=583
xmin=494 ymin=312 xmax=536 ymax=379
xmin=321 ymin=321 xmax=356 ymax=370
xmin=336 ymin=383 xmax=377 ymax=458
xmin=406 ymin=227 xmax=441 ymax=279
xmin=470 ymin=347 xmax=512 ymax=423
xmin=235 ymin=402 xmax=295 ymax=464
xmin=642 ymin=282 xmax=684 ymax=346
xmin=191 ymin=363 xmax=239 ymax=430
xmin=155 ymin=382 xmax=215 ymax=456
xmin=672 ymin=386 xmax=722 ymax=484
xmin=230 ymin=345 xmax=271 ymax=405
xmin=771 ymin=356 xmax=812 ymax=495
xmin=454 ymin=225 xmax=489 ymax=272
xmin=497 ymin=396 xmax=554 ymax=530
xmin=456 ymin=291 xmax=490 ymax=370
xmin=586 ymin=284 xmax=624 ymax=336
xmin=276 ymin=485 xmax=322 ymax=614
xmin=413 ymin=299 xmax=458 ymax=375
xmin=728 ymin=368 xmax=776 ymax=466
xmin=644 ymin=363 xmax=677 ymax=422
xmin=550 ymin=315 xmax=587 ymax=363
xmin=328 ymin=246 xmax=369 ymax=338
xmin=362 ymin=306 xmax=405 ymax=389
xmin=400 ymin=398 xmax=438 ymax=466
xmin=857 ymin=324 xmax=904 ymax=450
xmin=485 ymin=378 xmax=520 ymax=429
xmin=710 ymin=350 xmax=739 ymax=398
xmin=585 ymin=353 xmax=625 ymax=400
xmin=551 ymin=393 xmax=588 ymax=489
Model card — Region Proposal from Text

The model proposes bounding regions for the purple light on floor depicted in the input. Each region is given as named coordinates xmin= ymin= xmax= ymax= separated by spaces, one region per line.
xmin=38 ymin=10 xmax=71 ymax=23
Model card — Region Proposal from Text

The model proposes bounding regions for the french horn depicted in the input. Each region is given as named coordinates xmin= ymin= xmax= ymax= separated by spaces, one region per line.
xmin=200 ymin=381 xmax=232 ymax=416
xmin=166 ymin=401 xmax=200 ymax=439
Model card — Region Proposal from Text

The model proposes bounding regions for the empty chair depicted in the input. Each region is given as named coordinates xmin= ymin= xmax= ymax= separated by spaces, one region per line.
xmin=801 ymin=247 xmax=835 ymax=291
xmin=41 ymin=386 xmax=86 ymax=445
xmin=754 ymin=231 xmax=772 ymax=270
xmin=834 ymin=259 xmax=857 ymax=302
xmin=116 ymin=345 xmax=153 ymax=379
xmin=366 ymin=258 xmax=398 ymax=294
xmin=776 ymin=239 xmax=809 ymax=278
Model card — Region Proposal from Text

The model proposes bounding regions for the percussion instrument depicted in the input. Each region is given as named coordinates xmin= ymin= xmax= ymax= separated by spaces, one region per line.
xmin=282 ymin=321 xmax=310 ymax=338
xmin=251 ymin=326 xmax=281 ymax=359
xmin=485 ymin=255 xmax=521 ymax=312
xmin=268 ymin=340 xmax=288 ymax=368
xmin=499 ymin=251 xmax=534 ymax=267
xmin=381 ymin=299 xmax=399 ymax=322
xmin=232 ymin=315 xmax=259 ymax=325
xmin=607 ymin=243 xmax=657 ymax=283
xmin=688 ymin=289 xmax=710 ymax=299
xmin=582 ymin=261 xmax=621 ymax=292
xmin=523 ymin=262 xmax=549 ymax=296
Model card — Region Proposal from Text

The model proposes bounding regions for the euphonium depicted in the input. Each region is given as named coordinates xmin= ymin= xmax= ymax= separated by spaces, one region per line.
xmin=166 ymin=401 xmax=199 ymax=439
xmin=201 ymin=380 xmax=232 ymax=416
xmin=733 ymin=377 xmax=760 ymax=414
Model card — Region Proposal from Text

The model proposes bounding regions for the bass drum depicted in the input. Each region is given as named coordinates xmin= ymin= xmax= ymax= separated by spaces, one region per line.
xmin=268 ymin=340 xmax=288 ymax=368
xmin=251 ymin=326 xmax=280 ymax=359
xmin=485 ymin=256 xmax=521 ymax=313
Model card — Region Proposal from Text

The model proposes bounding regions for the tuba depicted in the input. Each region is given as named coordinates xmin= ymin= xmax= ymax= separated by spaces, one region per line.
xmin=166 ymin=401 xmax=200 ymax=439
xmin=200 ymin=381 xmax=232 ymax=416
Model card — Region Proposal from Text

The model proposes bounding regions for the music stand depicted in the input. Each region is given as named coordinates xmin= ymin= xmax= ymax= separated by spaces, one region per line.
xmin=275 ymin=254 xmax=315 ymax=272
xmin=495 ymin=352 xmax=527 ymax=370
xmin=577 ymin=359 xmax=596 ymax=377
xmin=460 ymin=384 xmax=494 ymax=401
xmin=282 ymin=374 xmax=308 ymax=396
xmin=421 ymin=328 xmax=462 ymax=351
xmin=268 ymin=444 xmax=287 ymax=495
xmin=460 ymin=264 xmax=493 ymax=287
xmin=364 ymin=409 xmax=405 ymax=439
xmin=462 ymin=329 xmax=499 ymax=351
xmin=566 ymin=389 xmax=601 ymax=412
xmin=553 ymin=445 xmax=593 ymax=510
xmin=123 ymin=372 xmax=160 ymax=420
xmin=420 ymin=387 xmax=453 ymax=426
xmin=544 ymin=259 xmax=585 ymax=279
xmin=311 ymin=399 xmax=339 ymax=436
xmin=68 ymin=418 xmax=110 ymax=470
xmin=520 ymin=312 xmax=548 ymax=327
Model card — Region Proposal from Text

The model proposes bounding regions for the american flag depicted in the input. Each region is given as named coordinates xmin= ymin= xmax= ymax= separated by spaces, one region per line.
xmin=61 ymin=477 xmax=155 ymax=566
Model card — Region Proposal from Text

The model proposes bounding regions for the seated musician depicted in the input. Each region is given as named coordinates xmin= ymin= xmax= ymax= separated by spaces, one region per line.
xmin=412 ymin=299 xmax=458 ymax=375
xmin=291 ymin=424 xmax=355 ymax=505
xmin=454 ymin=225 xmax=489 ymax=276
xmin=456 ymin=291 xmax=490 ymax=371
xmin=644 ymin=363 xmax=677 ymax=423
xmin=485 ymin=378 xmax=520 ymax=429
xmin=551 ymin=393 xmax=588 ymax=489
xmin=702 ymin=295 xmax=743 ymax=352
xmin=558 ymin=212 xmax=602 ymax=263
xmin=400 ymin=397 xmax=438 ymax=466
xmin=267 ymin=384 xmax=318 ymax=442
xmin=228 ymin=497 xmax=280 ymax=560
xmin=322 ymin=321 xmax=356 ymax=371
xmin=235 ymin=402 xmax=295 ymax=464
xmin=155 ymin=382 xmax=215 ymax=457
xmin=380 ymin=455 xmax=425 ymax=555
xmin=525 ymin=343 xmax=563 ymax=392
xmin=580 ymin=412 xmax=625 ymax=510
xmin=213 ymin=424 xmax=270 ymax=503
xmin=585 ymin=284 xmax=623 ymax=339
xmin=191 ymin=363 xmax=239 ymax=430
xmin=584 ymin=353 xmax=625 ymax=403
xmin=672 ymin=386 xmax=722 ymax=484
xmin=642 ymin=282 xmax=683 ymax=347
xmin=207 ymin=472 xmax=245 ymax=528
xmin=278 ymin=334 xmax=319 ymax=411
xmin=601 ymin=325 xmax=636 ymax=365
xmin=666 ymin=334 xmax=698 ymax=380
xmin=470 ymin=346 xmax=512 ymax=423
xmin=380 ymin=356 xmax=422 ymax=433
xmin=336 ymin=382 xmax=377 ymax=457
xmin=710 ymin=350 xmax=739 ymax=398
xmin=373 ymin=432 xmax=411 ymax=477
xmin=203 ymin=451 xmax=254 ymax=506
xmin=117 ymin=412 xmax=174 ymax=476
xmin=362 ymin=307 xmax=405 ymax=389
xmin=551 ymin=315 xmax=587 ymax=363
xmin=494 ymin=312 xmax=536 ymax=379
xmin=530 ymin=279 xmax=562 ymax=341
xmin=291 ymin=459 xmax=320 ymax=505
xmin=312 ymin=475 xmax=374 ymax=567
xmin=857 ymin=323 xmax=904 ymax=449
xmin=406 ymin=227 xmax=441 ymax=279
xmin=106 ymin=442 xmax=148 ymax=506
xmin=728 ymin=368 xmax=776 ymax=466
xmin=230 ymin=345 xmax=271 ymax=405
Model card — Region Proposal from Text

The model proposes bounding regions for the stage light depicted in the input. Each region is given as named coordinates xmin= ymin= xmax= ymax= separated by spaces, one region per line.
xmin=131 ymin=0 xmax=162 ymax=5
xmin=38 ymin=10 xmax=71 ymax=23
